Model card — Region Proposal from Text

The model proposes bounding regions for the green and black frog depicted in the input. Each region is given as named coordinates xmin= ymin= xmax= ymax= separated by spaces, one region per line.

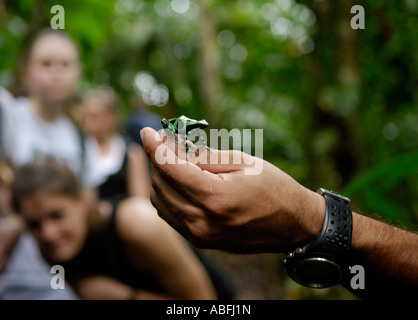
xmin=161 ymin=115 xmax=211 ymax=154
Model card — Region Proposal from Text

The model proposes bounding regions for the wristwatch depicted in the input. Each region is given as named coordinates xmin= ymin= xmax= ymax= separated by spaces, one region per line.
xmin=284 ymin=188 xmax=353 ymax=288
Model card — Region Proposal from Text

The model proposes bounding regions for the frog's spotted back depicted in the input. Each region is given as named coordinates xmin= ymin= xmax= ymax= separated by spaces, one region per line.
xmin=161 ymin=115 xmax=208 ymax=135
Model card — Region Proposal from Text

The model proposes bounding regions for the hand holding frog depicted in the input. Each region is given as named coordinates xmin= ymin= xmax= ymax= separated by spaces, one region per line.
xmin=140 ymin=126 xmax=325 ymax=253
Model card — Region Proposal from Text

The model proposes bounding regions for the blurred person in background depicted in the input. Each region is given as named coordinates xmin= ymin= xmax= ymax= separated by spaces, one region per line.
xmin=81 ymin=88 xmax=150 ymax=203
xmin=0 ymin=28 xmax=84 ymax=299
xmin=11 ymin=156 xmax=217 ymax=300
xmin=0 ymin=28 xmax=84 ymax=177
xmin=0 ymin=157 xmax=78 ymax=299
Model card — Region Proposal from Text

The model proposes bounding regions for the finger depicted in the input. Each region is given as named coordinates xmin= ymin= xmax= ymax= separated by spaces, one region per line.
xmin=151 ymin=181 xmax=219 ymax=249
xmin=189 ymin=148 xmax=251 ymax=174
xmin=150 ymin=186 xmax=180 ymax=228
xmin=151 ymin=164 xmax=205 ymax=218
xmin=150 ymin=186 xmax=191 ymax=240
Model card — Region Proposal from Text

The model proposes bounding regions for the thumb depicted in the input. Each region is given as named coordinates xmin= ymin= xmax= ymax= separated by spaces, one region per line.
xmin=141 ymin=127 xmax=188 ymax=165
xmin=140 ymin=127 xmax=163 ymax=156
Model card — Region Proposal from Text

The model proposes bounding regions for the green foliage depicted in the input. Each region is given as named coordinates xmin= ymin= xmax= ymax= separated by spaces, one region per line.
xmin=343 ymin=150 xmax=418 ymax=225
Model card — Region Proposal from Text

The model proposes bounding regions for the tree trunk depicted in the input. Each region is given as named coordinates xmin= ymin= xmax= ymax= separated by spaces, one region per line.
xmin=304 ymin=0 xmax=361 ymax=188
xmin=197 ymin=0 xmax=223 ymax=126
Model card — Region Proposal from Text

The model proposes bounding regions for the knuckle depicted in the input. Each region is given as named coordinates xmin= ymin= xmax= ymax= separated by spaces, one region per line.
xmin=170 ymin=205 xmax=186 ymax=218
xmin=204 ymin=197 xmax=232 ymax=218
xmin=186 ymin=221 xmax=214 ymax=248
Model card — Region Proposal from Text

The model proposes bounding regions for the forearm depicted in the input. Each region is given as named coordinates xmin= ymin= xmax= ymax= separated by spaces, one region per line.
xmin=343 ymin=212 xmax=418 ymax=298
xmin=127 ymin=145 xmax=151 ymax=198
xmin=288 ymin=190 xmax=418 ymax=298
xmin=72 ymin=275 xmax=178 ymax=300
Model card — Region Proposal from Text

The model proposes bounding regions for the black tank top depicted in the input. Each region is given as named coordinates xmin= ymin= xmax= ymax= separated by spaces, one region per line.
xmin=97 ymin=136 xmax=129 ymax=203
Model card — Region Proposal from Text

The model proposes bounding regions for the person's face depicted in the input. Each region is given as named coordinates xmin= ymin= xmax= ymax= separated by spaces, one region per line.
xmin=83 ymin=99 xmax=118 ymax=140
xmin=25 ymin=35 xmax=81 ymax=104
xmin=20 ymin=191 xmax=88 ymax=263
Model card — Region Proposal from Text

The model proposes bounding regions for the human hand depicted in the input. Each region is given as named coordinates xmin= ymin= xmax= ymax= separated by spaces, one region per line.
xmin=141 ymin=127 xmax=325 ymax=253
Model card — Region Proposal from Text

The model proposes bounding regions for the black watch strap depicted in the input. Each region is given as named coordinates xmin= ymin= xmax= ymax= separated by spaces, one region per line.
xmin=304 ymin=189 xmax=352 ymax=259
xmin=285 ymin=189 xmax=353 ymax=288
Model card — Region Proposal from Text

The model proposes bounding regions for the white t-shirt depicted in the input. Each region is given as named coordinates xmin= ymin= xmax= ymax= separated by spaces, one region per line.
xmin=83 ymin=134 xmax=126 ymax=188
xmin=0 ymin=87 xmax=16 ymax=159
xmin=0 ymin=87 xmax=84 ymax=179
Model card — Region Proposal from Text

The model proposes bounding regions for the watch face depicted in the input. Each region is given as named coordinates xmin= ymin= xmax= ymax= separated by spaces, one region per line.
xmin=288 ymin=257 xmax=343 ymax=288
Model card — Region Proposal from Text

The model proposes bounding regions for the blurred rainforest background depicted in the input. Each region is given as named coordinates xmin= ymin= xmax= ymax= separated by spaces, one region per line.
xmin=1 ymin=0 xmax=417 ymax=299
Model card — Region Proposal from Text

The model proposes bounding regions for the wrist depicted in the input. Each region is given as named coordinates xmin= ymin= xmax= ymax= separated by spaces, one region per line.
xmin=293 ymin=188 xmax=326 ymax=248
xmin=285 ymin=188 xmax=353 ymax=288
